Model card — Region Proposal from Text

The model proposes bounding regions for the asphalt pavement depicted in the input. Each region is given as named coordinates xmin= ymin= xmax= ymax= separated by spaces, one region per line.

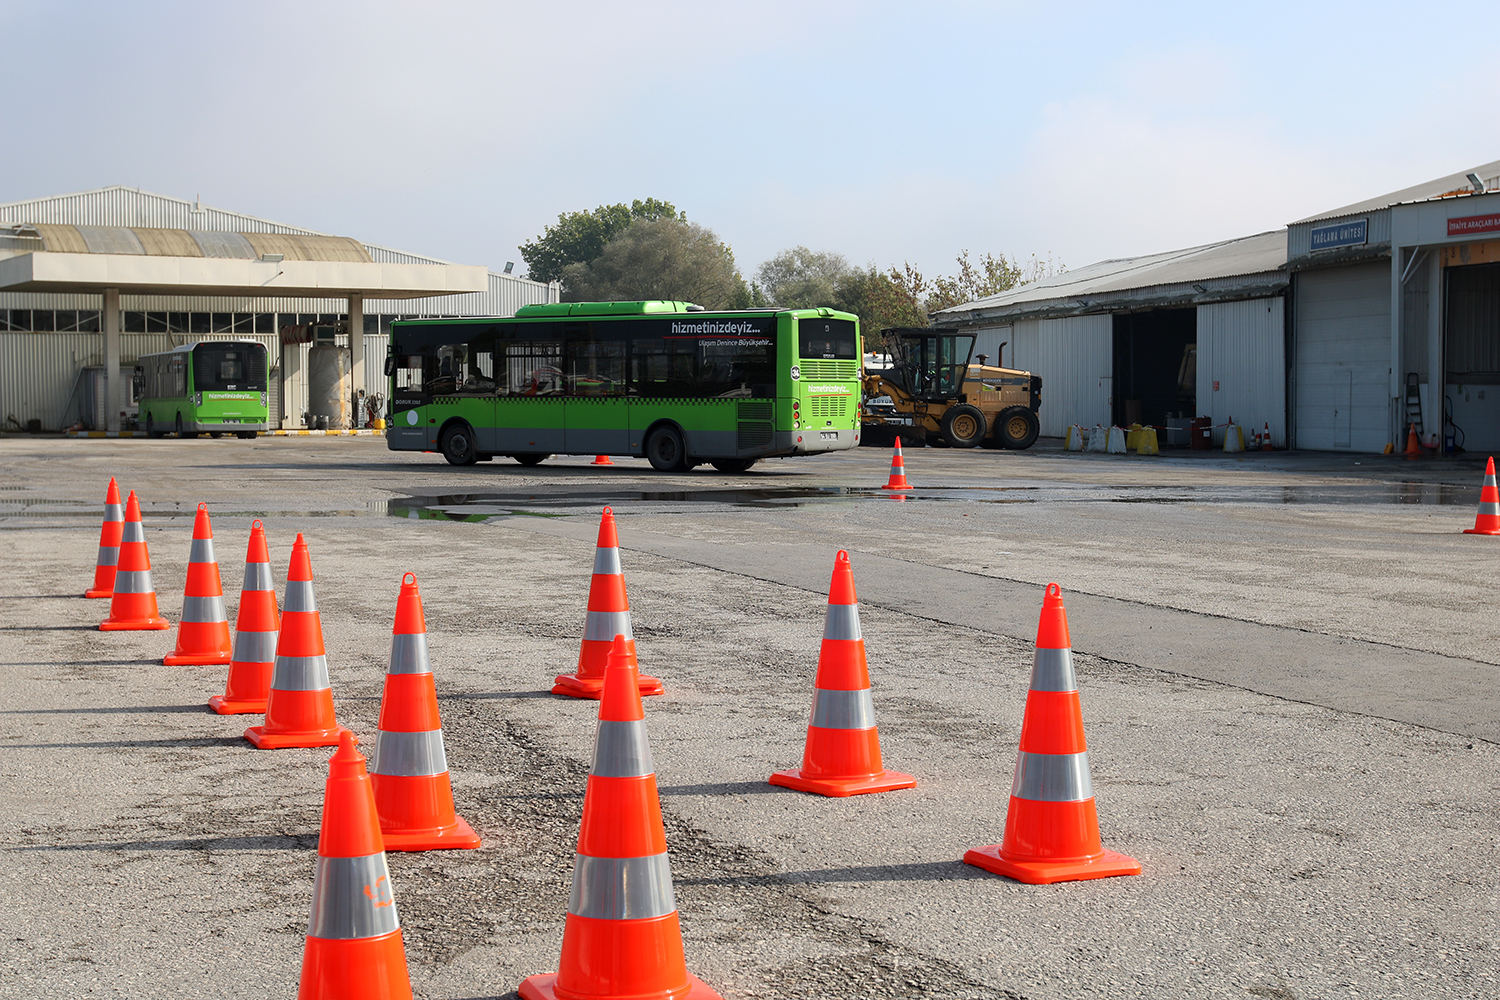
xmin=0 ymin=435 xmax=1495 ymax=999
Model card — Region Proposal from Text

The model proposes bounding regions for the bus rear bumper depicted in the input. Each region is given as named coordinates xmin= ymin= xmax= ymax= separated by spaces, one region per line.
xmin=192 ymin=421 xmax=271 ymax=434
xmin=778 ymin=428 xmax=858 ymax=454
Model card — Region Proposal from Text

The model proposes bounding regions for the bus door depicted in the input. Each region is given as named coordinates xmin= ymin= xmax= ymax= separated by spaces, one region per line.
xmin=562 ymin=325 xmax=629 ymax=455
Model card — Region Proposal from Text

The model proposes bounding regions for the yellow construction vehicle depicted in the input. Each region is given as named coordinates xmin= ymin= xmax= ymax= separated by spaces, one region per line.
xmin=862 ymin=327 xmax=1042 ymax=449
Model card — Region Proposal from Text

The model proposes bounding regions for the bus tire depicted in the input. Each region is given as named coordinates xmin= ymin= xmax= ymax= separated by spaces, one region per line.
xmin=645 ymin=425 xmax=689 ymax=472
xmin=710 ymin=458 xmax=758 ymax=473
xmin=940 ymin=404 xmax=986 ymax=448
xmin=513 ymin=453 xmax=547 ymax=467
xmin=209 ymin=432 xmax=224 ymax=439
xmin=175 ymin=414 xmax=189 ymax=438
xmin=997 ymin=406 xmax=1040 ymax=450
xmin=236 ymin=431 xmax=256 ymax=440
xmin=145 ymin=414 xmax=164 ymax=439
xmin=440 ymin=423 xmax=479 ymax=466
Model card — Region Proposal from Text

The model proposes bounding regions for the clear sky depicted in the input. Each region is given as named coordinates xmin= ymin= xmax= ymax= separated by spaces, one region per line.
xmin=4 ymin=1 xmax=1496 ymax=284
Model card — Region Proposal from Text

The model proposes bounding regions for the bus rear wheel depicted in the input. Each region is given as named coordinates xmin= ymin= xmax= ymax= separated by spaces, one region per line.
xmin=145 ymin=414 xmax=164 ymax=439
xmin=236 ymin=431 xmax=256 ymax=440
xmin=646 ymin=426 xmax=689 ymax=472
xmin=513 ymin=454 xmax=547 ymax=467
xmin=710 ymin=458 xmax=758 ymax=473
xmin=175 ymin=414 xmax=191 ymax=438
xmin=440 ymin=423 xmax=479 ymax=466
xmin=209 ymin=432 xmax=224 ymax=439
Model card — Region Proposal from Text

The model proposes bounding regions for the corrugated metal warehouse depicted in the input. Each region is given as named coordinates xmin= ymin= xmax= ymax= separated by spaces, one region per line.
xmin=0 ymin=187 xmax=558 ymax=432
xmin=936 ymin=159 xmax=1500 ymax=452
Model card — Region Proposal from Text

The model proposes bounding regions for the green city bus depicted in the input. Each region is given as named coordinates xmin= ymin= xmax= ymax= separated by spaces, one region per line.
xmin=385 ymin=301 xmax=861 ymax=471
xmin=137 ymin=340 xmax=271 ymax=438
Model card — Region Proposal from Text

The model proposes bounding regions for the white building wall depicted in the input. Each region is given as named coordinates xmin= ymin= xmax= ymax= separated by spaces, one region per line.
xmin=1293 ymin=261 xmax=1392 ymax=451
xmin=1007 ymin=315 xmax=1112 ymax=437
xmin=1197 ymin=297 xmax=1286 ymax=447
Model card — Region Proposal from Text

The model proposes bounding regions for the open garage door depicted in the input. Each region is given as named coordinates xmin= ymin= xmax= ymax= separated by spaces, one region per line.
xmin=1445 ymin=261 xmax=1500 ymax=452
xmin=1112 ymin=308 xmax=1195 ymax=428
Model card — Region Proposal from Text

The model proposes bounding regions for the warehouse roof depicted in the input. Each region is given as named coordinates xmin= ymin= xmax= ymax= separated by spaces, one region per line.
xmin=932 ymin=229 xmax=1287 ymax=325
xmin=0 ymin=188 xmax=492 ymax=300
xmin=1294 ymin=159 xmax=1500 ymax=224
xmin=4 ymin=224 xmax=372 ymax=262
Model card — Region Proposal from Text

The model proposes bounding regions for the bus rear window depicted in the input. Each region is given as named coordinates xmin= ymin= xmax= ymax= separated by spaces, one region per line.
xmin=193 ymin=345 xmax=266 ymax=391
xmin=798 ymin=318 xmax=857 ymax=360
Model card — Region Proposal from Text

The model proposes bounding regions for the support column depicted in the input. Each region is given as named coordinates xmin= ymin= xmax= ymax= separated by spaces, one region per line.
xmin=103 ymin=288 xmax=121 ymax=432
xmin=348 ymin=295 xmax=364 ymax=428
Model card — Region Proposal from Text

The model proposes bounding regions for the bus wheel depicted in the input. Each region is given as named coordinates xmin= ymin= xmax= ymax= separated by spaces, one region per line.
xmin=646 ymin=426 xmax=689 ymax=472
xmin=175 ymin=414 xmax=190 ymax=438
xmin=710 ymin=458 xmax=758 ymax=473
xmin=440 ymin=423 xmax=479 ymax=466
xmin=145 ymin=414 xmax=164 ymax=439
xmin=513 ymin=454 xmax=547 ymax=467
xmin=236 ymin=431 xmax=256 ymax=440
xmin=209 ymin=432 xmax=224 ymax=439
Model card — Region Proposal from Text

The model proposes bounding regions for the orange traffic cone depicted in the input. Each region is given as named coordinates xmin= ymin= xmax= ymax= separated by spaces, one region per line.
xmin=552 ymin=507 xmax=663 ymax=699
xmin=370 ymin=573 xmax=480 ymax=851
xmin=881 ymin=437 xmax=911 ymax=490
xmin=519 ymin=637 xmax=724 ymax=1000
xmin=964 ymin=583 xmax=1140 ymax=884
xmin=1262 ymin=421 xmax=1273 ymax=452
xmin=770 ymin=550 xmax=915 ymax=797
xmin=100 ymin=491 xmax=169 ymax=631
xmin=298 ymin=731 xmax=412 ymax=1000
xmin=1463 ymin=457 xmax=1500 ymax=535
xmin=590 ymin=454 xmax=614 ymax=466
xmin=85 ymin=477 xmax=124 ymax=598
xmin=1404 ymin=422 xmax=1422 ymax=459
xmin=163 ymin=503 xmax=232 ymax=665
xmin=245 ymin=533 xmax=349 ymax=749
xmin=209 ymin=519 xmax=281 ymax=714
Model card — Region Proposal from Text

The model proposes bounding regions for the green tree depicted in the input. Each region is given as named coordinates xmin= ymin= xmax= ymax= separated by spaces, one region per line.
xmin=518 ymin=198 xmax=681 ymax=283
xmin=756 ymin=246 xmax=853 ymax=309
xmin=925 ymin=250 xmax=1063 ymax=313
xmin=559 ymin=217 xmax=747 ymax=309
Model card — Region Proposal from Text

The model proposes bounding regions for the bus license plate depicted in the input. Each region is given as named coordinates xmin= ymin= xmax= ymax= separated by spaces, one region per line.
xmin=819 ymin=430 xmax=839 ymax=440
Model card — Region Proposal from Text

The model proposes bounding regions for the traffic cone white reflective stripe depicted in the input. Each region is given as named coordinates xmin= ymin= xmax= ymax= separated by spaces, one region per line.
xmin=85 ymin=477 xmax=124 ymax=598
xmin=307 ymin=853 xmax=401 ymax=940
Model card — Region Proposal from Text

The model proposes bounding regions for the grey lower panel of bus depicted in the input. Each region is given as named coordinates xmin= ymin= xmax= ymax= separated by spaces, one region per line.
xmin=389 ymin=422 xmax=856 ymax=459
xmin=190 ymin=420 xmax=271 ymax=434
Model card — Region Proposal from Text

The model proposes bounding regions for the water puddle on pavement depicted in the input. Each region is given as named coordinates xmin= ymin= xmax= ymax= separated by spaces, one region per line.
xmin=381 ymin=480 xmax=1480 ymax=523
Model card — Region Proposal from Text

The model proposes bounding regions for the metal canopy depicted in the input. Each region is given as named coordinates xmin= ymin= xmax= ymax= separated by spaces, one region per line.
xmin=0 ymin=250 xmax=489 ymax=300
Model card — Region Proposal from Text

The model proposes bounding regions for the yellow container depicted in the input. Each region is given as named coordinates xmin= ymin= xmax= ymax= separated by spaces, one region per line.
xmin=372 ymin=418 xmax=386 ymax=430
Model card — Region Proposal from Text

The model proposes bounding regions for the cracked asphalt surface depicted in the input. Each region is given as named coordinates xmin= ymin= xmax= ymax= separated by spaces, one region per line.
xmin=0 ymin=436 xmax=1496 ymax=999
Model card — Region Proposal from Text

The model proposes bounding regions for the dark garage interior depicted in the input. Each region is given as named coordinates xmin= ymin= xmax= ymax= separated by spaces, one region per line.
xmin=1113 ymin=307 xmax=1197 ymax=428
